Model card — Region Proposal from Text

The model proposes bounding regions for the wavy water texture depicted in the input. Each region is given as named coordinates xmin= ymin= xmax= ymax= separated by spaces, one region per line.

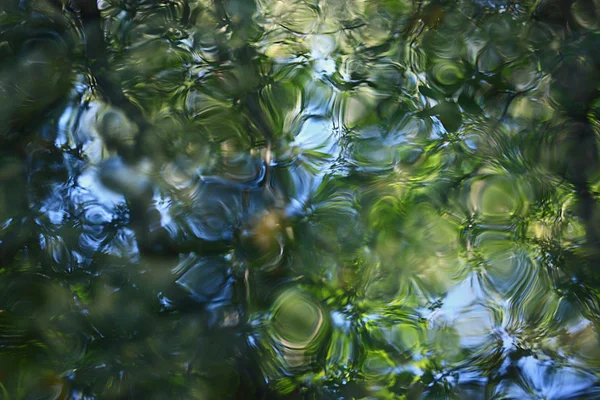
xmin=1 ymin=0 xmax=600 ymax=398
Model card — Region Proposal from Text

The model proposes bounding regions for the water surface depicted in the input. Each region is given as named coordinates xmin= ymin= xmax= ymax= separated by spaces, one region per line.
xmin=1 ymin=0 xmax=600 ymax=398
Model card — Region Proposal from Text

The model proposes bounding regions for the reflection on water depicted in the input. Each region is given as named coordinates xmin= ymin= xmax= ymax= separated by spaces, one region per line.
xmin=2 ymin=0 xmax=600 ymax=398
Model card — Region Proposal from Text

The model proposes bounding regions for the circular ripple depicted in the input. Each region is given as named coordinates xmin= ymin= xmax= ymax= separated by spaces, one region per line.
xmin=266 ymin=288 xmax=331 ymax=371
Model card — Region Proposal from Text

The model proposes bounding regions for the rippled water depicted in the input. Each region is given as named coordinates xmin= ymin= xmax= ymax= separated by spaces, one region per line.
xmin=2 ymin=0 xmax=600 ymax=398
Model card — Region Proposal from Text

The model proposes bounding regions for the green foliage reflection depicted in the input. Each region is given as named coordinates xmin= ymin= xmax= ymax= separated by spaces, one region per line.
xmin=1 ymin=0 xmax=600 ymax=398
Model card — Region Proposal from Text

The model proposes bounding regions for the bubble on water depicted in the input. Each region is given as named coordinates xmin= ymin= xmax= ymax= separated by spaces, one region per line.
xmin=98 ymin=157 xmax=151 ymax=198
xmin=174 ymin=254 xmax=230 ymax=302
xmin=431 ymin=61 xmax=465 ymax=86
xmin=95 ymin=106 xmax=138 ymax=149
xmin=325 ymin=327 xmax=357 ymax=370
xmin=363 ymin=350 xmax=395 ymax=384
xmin=239 ymin=210 xmax=286 ymax=270
xmin=85 ymin=205 xmax=113 ymax=225
xmin=403 ymin=70 xmax=419 ymax=93
xmin=268 ymin=1 xmax=319 ymax=34
xmin=349 ymin=137 xmax=397 ymax=173
xmin=477 ymin=231 xmax=533 ymax=298
xmin=502 ymin=62 xmax=538 ymax=92
xmin=571 ymin=0 xmax=600 ymax=30
xmin=272 ymin=290 xmax=323 ymax=347
xmin=477 ymin=45 xmax=503 ymax=73
xmin=468 ymin=175 xmax=529 ymax=221
xmin=310 ymin=35 xmax=335 ymax=59
xmin=41 ymin=234 xmax=71 ymax=269
xmin=291 ymin=116 xmax=340 ymax=171
xmin=266 ymin=288 xmax=330 ymax=371
xmin=495 ymin=357 xmax=600 ymax=399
